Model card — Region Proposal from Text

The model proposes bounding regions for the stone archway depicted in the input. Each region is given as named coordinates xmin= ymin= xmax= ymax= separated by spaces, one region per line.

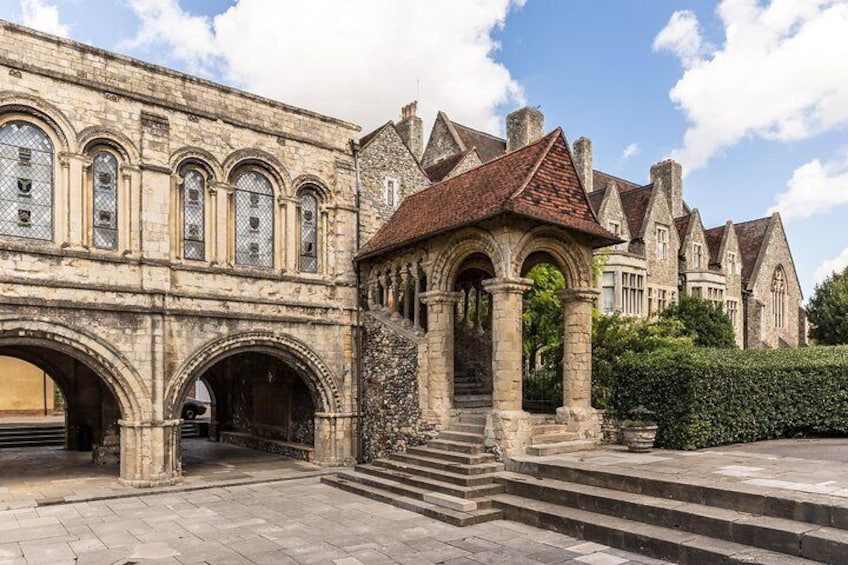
xmin=167 ymin=331 xmax=351 ymax=469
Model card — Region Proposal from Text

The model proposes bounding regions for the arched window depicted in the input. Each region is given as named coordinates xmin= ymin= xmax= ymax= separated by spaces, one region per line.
xmin=181 ymin=169 xmax=205 ymax=260
xmin=299 ymin=190 xmax=319 ymax=273
xmin=771 ymin=267 xmax=786 ymax=329
xmin=92 ymin=151 xmax=119 ymax=250
xmin=234 ymin=170 xmax=274 ymax=268
xmin=0 ymin=121 xmax=53 ymax=241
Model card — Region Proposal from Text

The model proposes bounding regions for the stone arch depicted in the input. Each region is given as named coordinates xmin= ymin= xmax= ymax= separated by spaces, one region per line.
xmin=170 ymin=146 xmax=223 ymax=181
xmin=166 ymin=331 xmax=343 ymax=421
xmin=430 ymin=228 xmax=506 ymax=291
xmin=223 ymin=148 xmax=291 ymax=193
xmin=78 ymin=126 xmax=140 ymax=163
xmin=0 ymin=93 xmax=75 ymax=151
xmin=512 ymin=226 xmax=592 ymax=288
xmin=0 ymin=318 xmax=146 ymax=422
xmin=293 ymin=174 xmax=331 ymax=202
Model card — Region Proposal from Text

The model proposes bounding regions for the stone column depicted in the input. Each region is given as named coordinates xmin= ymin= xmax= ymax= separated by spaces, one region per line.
xmin=391 ymin=267 xmax=402 ymax=320
xmin=313 ymin=412 xmax=356 ymax=466
xmin=481 ymin=278 xmax=533 ymax=460
xmin=420 ymin=290 xmax=461 ymax=427
xmin=119 ymin=419 xmax=182 ymax=487
xmin=557 ymin=288 xmax=601 ymax=439
xmin=413 ymin=264 xmax=422 ymax=332
xmin=402 ymin=268 xmax=413 ymax=327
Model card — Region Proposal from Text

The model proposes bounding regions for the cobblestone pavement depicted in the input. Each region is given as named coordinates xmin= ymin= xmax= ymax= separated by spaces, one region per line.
xmin=0 ymin=476 xmax=668 ymax=565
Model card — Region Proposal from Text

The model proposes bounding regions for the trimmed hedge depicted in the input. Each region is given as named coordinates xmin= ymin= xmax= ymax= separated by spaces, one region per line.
xmin=612 ymin=346 xmax=848 ymax=450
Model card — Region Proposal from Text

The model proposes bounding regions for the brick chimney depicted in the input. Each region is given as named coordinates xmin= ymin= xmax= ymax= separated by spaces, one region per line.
xmin=506 ymin=106 xmax=544 ymax=152
xmin=650 ymin=159 xmax=684 ymax=218
xmin=395 ymin=101 xmax=424 ymax=162
xmin=573 ymin=136 xmax=593 ymax=193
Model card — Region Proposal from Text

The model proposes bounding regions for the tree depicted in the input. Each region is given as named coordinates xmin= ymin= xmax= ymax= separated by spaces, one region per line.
xmin=522 ymin=263 xmax=565 ymax=372
xmin=808 ymin=266 xmax=848 ymax=345
xmin=659 ymin=294 xmax=736 ymax=348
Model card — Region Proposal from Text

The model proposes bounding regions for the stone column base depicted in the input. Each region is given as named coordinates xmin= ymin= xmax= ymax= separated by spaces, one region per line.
xmin=313 ymin=413 xmax=357 ymax=466
xmin=118 ymin=419 xmax=182 ymax=488
xmin=484 ymin=410 xmax=532 ymax=461
xmin=556 ymin=406 xmax=601 ymax=440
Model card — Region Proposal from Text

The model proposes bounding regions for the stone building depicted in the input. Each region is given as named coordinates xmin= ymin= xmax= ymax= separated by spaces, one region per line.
xmin=0 ymin=19 xmax=805 ymax=488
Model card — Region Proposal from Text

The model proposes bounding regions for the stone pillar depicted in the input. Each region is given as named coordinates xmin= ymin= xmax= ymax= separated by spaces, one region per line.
xmin=557 ymin=288 xmax=601 ymax=439
xmin=402 ymin=268 xmax=413 ymax=327
xmin=391 ymin=268 xmax=403 ymax=321
xmin=413 ymin=265 xmax=422 ymax=332
xmin=481 ymin=278 xmax=533 ymax=460
xmin=420 ymin=290 xmax=461 ymax=427
xmin=119 ymin=419 xmax=182 ymax=487
xmin=313 ymin=413 xmax=356 ymax=466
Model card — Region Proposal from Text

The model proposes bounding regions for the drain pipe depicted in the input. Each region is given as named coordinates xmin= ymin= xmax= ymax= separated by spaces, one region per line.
xmin=350 ymin=139 xmax=365 ymax=463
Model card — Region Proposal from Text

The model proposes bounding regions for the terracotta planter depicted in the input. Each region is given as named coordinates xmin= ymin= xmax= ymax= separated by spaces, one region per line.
xmin=621 ymin=424 xmax=657 ymax=453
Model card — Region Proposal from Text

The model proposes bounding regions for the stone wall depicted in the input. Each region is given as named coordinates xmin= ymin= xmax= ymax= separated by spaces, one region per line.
xmin=361 ymin=313 xmax=433 ymax=462
xmin=421 ymin=114 xmax=462 ymax=169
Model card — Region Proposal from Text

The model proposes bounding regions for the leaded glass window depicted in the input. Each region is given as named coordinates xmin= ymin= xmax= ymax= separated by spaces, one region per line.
xmin=182 ymin=170 xmax=205 ymax=260
xmin=235 ymin=171 xmax=273 ymax=268
xmin=0 ymin=121 xmax=53 ymax=241
xmin=92 ymin=152 xmax=118 ymax=250
xmin=299 ymin=191 xmax=318 ymax=273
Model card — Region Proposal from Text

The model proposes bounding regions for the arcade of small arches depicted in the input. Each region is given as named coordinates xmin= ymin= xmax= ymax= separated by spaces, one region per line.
xmin=0 ymin=106 xmax=327 ymax=274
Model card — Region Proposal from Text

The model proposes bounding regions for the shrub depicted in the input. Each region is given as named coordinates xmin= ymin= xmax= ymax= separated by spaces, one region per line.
xmin=660 ymin=294 xmax=736 ymax=348
xmin=612 ymin=345 xmax=848 ymax=450
xmin=808 ymin=265 xmax=848 ymax=345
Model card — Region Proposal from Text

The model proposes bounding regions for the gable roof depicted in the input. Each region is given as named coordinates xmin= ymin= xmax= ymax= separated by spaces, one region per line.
xmin=705 ymin=224 xmax=727 ymax=266
xmin=359 ymin=121 xmax=392 ymax=150
xmin=452 ymin=122 xmax=506 ymax=163
xmin=588 ymin=188 xmax=606 ymax=214
xmin=674 ymin=214 xmax=692 ymax=246
xmin=424 ymin=150 xmax=472 ymax=183
xmin=357 ymin=129 xmax=618 ymax=259
xmin=619 ymin=184 xmax=654 ymax=239
xmin=593 ymin=170 xmax=641 ymax=193
xmin=734 ymin=216 xmax=771 ymax=284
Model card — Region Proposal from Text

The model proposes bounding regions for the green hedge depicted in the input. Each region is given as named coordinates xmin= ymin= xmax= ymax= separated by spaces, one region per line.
xmin=612 ymin=346 xmax=848 ymax=450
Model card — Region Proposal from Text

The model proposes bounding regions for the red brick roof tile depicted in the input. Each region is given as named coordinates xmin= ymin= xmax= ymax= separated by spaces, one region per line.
xmin=358 ymin=129 xmax=618 ymax=259
xmin=619 ymin=184 xmax=653 ymax=239
xmin=734 ymin=217 xmax=771 ymax=284
xmin=452 ymin=122 xmax=507 ymax=163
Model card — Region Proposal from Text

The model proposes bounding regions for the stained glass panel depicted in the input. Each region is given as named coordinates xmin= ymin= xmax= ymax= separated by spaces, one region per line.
xmin=0 ymin=121 xmax=53 ymax=240
xmin=92 ymin=152 xmax=118 ymax=250
xmin=235 ymin=171 xmax=273 ymax=268
xmin=182 ymin=170 xmax=205 ymax=260
xmin=299 ymin=192 xmax=318 ymax=273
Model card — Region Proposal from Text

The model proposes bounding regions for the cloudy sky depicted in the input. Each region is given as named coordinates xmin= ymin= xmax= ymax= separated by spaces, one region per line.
xmin=2 ymin=0 xmax=847 ymax=299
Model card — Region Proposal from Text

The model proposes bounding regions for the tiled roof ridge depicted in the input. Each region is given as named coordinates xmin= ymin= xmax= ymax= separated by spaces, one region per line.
xmin=451 ymin=120 xmax=506 ymax=143
xmin=593 ymin=169 xmax=642 ymax=190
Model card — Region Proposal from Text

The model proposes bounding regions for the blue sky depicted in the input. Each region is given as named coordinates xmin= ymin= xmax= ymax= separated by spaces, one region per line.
xmin=2 ymin=0 xmax=847 ymax=300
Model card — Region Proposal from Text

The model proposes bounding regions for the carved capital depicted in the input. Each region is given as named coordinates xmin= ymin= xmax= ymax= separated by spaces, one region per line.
xmin=481 ymin=277 xmax=533 ymax=295
xmin=420 ymin=290 xmax=461 ymax=305
xmin=557 ymin=287 xmax=600 ymax=304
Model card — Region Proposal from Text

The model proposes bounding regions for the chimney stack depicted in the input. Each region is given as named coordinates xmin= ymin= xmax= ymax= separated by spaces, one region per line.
xmin=395 ymin=101 xmax=424 ymax=162
xmin=506 ymin=106 xmax=544 ymax=152
xmin=650 ymin=159 xmax=684 ymax=218
xmin=573 ymin=137 xmax=593 ymax=193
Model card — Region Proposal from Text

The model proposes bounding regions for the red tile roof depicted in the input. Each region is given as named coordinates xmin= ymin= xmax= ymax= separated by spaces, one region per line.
xmin=734 ymin=217 xmax=771 ymax=284
xmin=705 ymin=225 xmax=726 ymax=266
xmin=619 ymin=184 xmax=653 ymax=240
xmin=452 ymin=122 xmax=507 ymax=163
xmin=358 ymin=129 xmax=618 ymax=259
xmin=674 ymin=215 xmax=691 ymax=244
xmin=424 ymin=151 xmax=469 ymax=183
xmin=587 ymin=189 xmax=606 ymax=214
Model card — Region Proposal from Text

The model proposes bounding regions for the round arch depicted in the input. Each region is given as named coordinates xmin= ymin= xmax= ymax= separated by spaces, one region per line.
xmin=166 ymin=331 xmax=343 ymax=421
xmin=170 ymin=146 xmax=223 ymax=181
xmin=78 ymin=127 xmax=140 ymax=163
xmin=293 ymin=174 xmax=331 ymax=202
xmin=223 ymin=148 xmax=291 ymax=194
xmin=430 ymin=228 xmax=506 ymax=291
xmin=0 ymin=93 xmax=75 ymax=151
xmin=0 ymin=319 xmax=145 ymax=422
xmin=512 ymin=227 xmax=593 ymax=289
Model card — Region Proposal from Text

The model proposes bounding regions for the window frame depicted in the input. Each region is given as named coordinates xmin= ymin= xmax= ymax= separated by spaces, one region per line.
xmin=298 ymin=187 xmax=320 ymax=274
xmin=90 ymin=149 xmax=120 ymax=251
xmin=656 ymin=225 xmax=669 ymax=259
xmin=179 ymin=166 xmax=208 ymax=261
xmin=233 ymin=168 xmax=275 ymax=269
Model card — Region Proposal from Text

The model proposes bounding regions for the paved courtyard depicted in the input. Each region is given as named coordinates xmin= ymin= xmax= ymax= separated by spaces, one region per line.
xmin=0 ymin=476 xmax=665 ymax=565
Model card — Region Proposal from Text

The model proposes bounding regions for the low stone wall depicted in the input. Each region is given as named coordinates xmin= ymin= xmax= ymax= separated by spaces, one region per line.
xmin=361 ymin=314 xmax=435 ymax=462
xmin=600 ymin=410 xmax=622 ymax=445
xmin=220 ymin=431 xmax=313 ymax=461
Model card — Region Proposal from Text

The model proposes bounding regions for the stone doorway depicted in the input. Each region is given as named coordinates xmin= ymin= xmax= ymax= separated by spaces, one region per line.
xmin=453 ymin=253 xmax=494 ymax=410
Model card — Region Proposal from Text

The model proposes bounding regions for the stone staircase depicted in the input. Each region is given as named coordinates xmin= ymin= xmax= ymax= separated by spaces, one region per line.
xmin=525 ymin=415 xmax=596 ymax=456
xmin=492 ymin=457 xmax=847 ymax=564
xmin=322 ymin=412 xmax=504 ymax=526
xmin=453 ymin=370 xmax=492 ymax=409
xmin=0 ymin=421 xmax=64 ymax=448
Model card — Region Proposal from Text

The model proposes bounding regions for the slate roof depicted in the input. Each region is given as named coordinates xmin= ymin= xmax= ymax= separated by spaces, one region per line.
xmin=587 ymin=189 xmax=606 ymax=214
xmin=452 ymin=122 xmax=507 ymax=163
xmin=424 ymin=151 xmax=469 ymax=183
xmin=593 ymin=170 xmax=641 ymax=192
xmin=674 ymin=215 xmax=691 ymax=244
xmin=734 ymin=217 xmax=771 ymax=284
xmin=705 ymin=225 xmax=726 ymax=266
xmin=357 ymin=129 xmax=618 ymax=259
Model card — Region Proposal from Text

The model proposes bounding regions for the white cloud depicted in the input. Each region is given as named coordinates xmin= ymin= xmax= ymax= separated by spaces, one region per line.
xmin=652 ymin=10 xmax=706 ymax=68
xmin=123 ymin=0 xmax=526 ymax=134
xmin=815 ymin=246 xmax=848 ymax=283
xmin=769 ymin=151 xmax=848 ymax=220
xmin=655 ymin=0 xmax=848 ymax=173
xmin=621 ymin=142 xmax=640 ymax=160
xmin=19 ymin=0 xmax=69 ymax=38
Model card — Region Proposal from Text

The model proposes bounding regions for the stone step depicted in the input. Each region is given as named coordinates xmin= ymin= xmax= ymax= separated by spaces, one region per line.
xmin=437 ymin=430 xmax=484 ymax=444
xmin=498 ymin=472 xmax=833 ymax=559
xmin=492 ymin=493 xmax=822 ymax=565
xmin=373 ymin=458 xmax=499 ymax=487
xmin=321 ymin=475 xmax=502 ymax=527
xmin=529 ymin=431 xmax=580 ymax=445
xmin=454 ymin=412 xmax=488 ymax=425
xmin=507 ymin=458 xmax=848 ymax=530
xmin=447 ymin=422 xmax=485 ymax=435
xmin=0 ymin=438 xmax=65 ymax=448
xmin=530 ymin=424 xmax=568 ymax=434
xmin=354 ymin=464 xmax=503 ymax=500
xmin=426 ymin=439 xmax=484 ymax=455
xmin=407 ymin=446 xmax=495 ymax=465
xmin=525 ymin=439 xmax=596 ymax=456
xmin=390 ymin=452 xmax=503 ymax=476
xmin=454 ymin=397 xmax=493 ymax=409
